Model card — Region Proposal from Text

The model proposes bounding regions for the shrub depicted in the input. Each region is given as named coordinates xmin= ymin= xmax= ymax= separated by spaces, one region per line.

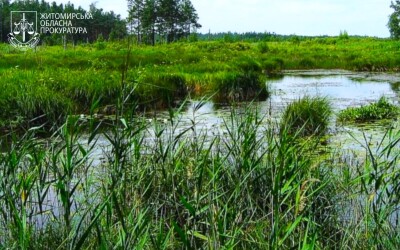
xmin=135 ymin=72 xmax=187 ymax=108
xmin=281 ymin=96 xmax=332 ymax=136
xmin=299 ymin=58 xmax=316 ymax=68
xmin=209 ymin=71 xmax=268 ymax=102
xmin=258 ymin=42 xmax=270 ymax=53
xmin=261 ymin=58 xmax=284 ymax=75
xmin=235 ymin=56 xmax=262 ymax=72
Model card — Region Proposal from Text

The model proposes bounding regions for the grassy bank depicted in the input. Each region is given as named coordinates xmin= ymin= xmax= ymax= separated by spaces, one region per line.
xmin=1 ymin=37 xmax=400 ymax=129
xmin=0 ymin=102 xmax=399 ymax=249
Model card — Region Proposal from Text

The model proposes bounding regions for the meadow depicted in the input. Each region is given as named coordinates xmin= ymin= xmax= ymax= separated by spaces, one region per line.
xmin=1 ymin=37 xmax=400 ymax=130
xmin=1 ymin=37 xmax=400 ymax=249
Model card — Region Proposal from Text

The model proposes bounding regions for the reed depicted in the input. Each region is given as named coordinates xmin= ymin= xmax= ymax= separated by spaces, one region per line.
xmin=1 ymin=98 xmax=399 ymax=248
xmin=3 ymin=38 xmax=400 ymax=129
xmin=2 ymin=37 xmax=400 ymax=248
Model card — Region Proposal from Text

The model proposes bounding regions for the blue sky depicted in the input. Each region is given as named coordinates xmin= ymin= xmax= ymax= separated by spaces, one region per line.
xmin=52 ymin=0 xmax=393 ymax=37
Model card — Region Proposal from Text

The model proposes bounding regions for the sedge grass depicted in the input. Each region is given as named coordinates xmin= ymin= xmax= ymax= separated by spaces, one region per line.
xmin=281 ymin=96 xmax=333 ymax=137
xmin=2 ymin=37 xmax=400 ymax=248
xmin=338 ymin=97 xmax=399 ymax=123
xmin=3 ymin=38 xmax=400 ymax=128
xmin=1 ymin=99 xmax=400 ymax=248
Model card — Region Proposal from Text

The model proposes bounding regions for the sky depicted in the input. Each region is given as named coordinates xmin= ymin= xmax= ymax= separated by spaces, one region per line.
xmin=51 ymin=0 xmax=393 ymax=37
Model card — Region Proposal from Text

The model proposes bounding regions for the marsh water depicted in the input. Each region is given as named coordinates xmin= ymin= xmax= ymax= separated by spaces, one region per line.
xmin=34 ymin=70 xmax=400 ymax=228
xmin=74 ymin=70 xmax=400 ymax=168
xmin=91 ymin=70 xmax=400 ymax=159
xmin=126 ymin=70 xmax=400 ymax=149
xmin=267 ymin=70 xmax=400 ymax=151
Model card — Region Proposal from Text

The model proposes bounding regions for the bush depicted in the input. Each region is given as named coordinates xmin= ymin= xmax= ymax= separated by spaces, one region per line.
xmin=135 ymin=72 xmax=187 ymax=108
xmin=261 ymin=58 xmax=284 ymax=75
xmin=299 ymin=58 xmax=316 ymax=68
xmin=258 ymin=42 xmax=270 ymax=53
xmin=209 ymin=71 xmax=268 ymax=102
xmin=94 ymin=41 xmax=106 ymax=50
xmin=338 ymin=97 xmax=399 ymax=123
xmin=281 ymin=96 xmax=332 ymax=136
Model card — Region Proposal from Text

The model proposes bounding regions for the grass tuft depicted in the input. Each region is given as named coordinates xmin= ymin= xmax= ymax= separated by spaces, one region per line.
xmin=338 ymin=97 xmax=399 ymax=123
xmin=281 ymin=96 xmax=332 ymax=137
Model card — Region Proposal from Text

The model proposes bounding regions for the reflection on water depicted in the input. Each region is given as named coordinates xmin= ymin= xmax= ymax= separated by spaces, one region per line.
xmin=86 ymin=71 xmax=400 ymax=159
xmin=263 ymin=71 xmax=400 ymax=152
xmin=84 ymin=71 xmax=391 ymax=165
xmin=36 ymin=70 xmax=400 ymax=229
xmin=194 ymin=71 xmax=398 ymax=151
xmin=131 ymin=71 xmax=400 ymax=152
xmin=267 ymin=72 xmax=399 ymax=112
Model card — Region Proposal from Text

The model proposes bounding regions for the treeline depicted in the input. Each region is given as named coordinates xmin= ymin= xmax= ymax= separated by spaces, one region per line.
xmin=197 ymin=31 xmax=333 ymax=42
xmin=0 ymin=0 xmax=127 ymax=45
xmin=0 ymin=0 xmax=201 ymax=46
xmin=127 ymin=0 xmax=201 ymax=45
xmin=197 ymin=32 xmax=288 ymax=42
xmin=196 ymin=31 xmax=377 ymax=43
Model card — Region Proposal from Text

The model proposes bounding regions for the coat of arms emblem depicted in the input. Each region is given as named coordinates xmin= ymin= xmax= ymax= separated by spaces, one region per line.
xmin=8 ymin=11 xmax=40 ymax=50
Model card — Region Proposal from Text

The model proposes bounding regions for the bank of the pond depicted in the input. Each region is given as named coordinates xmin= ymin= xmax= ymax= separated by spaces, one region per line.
xmin=131 ymin=71 xmax=400 ymax=153
xmin=1 ymin=38 xmax=400 ymax=130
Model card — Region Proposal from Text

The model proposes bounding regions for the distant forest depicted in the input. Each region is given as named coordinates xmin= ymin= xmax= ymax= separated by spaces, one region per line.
xmin=0 ymin=0 xmax=203 ymax=45
xmin=0 ymin=0 xmax=127 ymax=45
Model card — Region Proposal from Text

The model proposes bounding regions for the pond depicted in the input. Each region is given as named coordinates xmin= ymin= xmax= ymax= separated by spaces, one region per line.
xmin=267 ymin=70 xmax=399 ymax=112
xmin=266 ymin=70 xmax=400 ymax=151
xmin=88 ymin=70 xmax=400 ymax=163
xmin=161 ymin=69 xmax=400 ymax=123
xmin=11 ymin=70 xmax=400 ymax=231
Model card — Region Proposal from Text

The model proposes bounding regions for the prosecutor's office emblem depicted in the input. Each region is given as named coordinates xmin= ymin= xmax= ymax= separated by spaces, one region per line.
xmin=8 ymin=11 xmax=40 ymax=50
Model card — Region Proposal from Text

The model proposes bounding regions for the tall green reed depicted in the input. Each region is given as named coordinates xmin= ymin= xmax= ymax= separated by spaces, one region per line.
xmin=2 ymin=96 xmax=400 ymax=249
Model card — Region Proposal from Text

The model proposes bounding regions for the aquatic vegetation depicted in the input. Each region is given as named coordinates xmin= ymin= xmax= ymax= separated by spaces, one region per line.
xmin=2 ymin=38 xmax=400 ymax=248
xmin=338 ymin=97 xmax=399 ymax=123
xmin=0 ymin=101 xmax=400 ymax=248
xmin=2 ymin=38 xmax=400 ymax=128
xmin=281 ymin=96 xmax=333 ymax=136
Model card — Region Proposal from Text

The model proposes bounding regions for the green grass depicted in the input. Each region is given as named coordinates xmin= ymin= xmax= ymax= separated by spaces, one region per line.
xmin=2 ymin=37 xmax=400 ymax=128
xmin=338 ymin=97 xmax=399 ymax=123
xmin=2 ymin=37 xmax=400 ymax=248
xmin=281 ymin=96 xmax=333 ymax=137
xmin=1 ymin=101 xmax=400 ymax=249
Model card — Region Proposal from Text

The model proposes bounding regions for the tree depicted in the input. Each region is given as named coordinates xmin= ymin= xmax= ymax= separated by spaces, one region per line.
xmin=388 ymin=1 xmax=400 ymax=39
xmin=141 ymin=0 xmax=158 ymax=45
xmin=158 ymin=0 xmax=180 ymax=42
xmin=179 ymin=0 xmax=201 ymax=38
xmin=127 ymin=0 xmax=145 ymax=43
xmin=0 ymin=0 xmax=11 ymax=43
xmin=127 ymin=0 xmax=200 ymax=44
xmin=109 ymin=13 xmax=128 ymax=41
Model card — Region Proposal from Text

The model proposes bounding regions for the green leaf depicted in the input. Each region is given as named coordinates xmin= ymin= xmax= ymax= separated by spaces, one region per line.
xmin=187 ymin=230 xmax=209 ymax=242
xmin=279 ymin=216 xmax=303 ymax=246
xmin=180 ymin=196 xmax=196 ymax=216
